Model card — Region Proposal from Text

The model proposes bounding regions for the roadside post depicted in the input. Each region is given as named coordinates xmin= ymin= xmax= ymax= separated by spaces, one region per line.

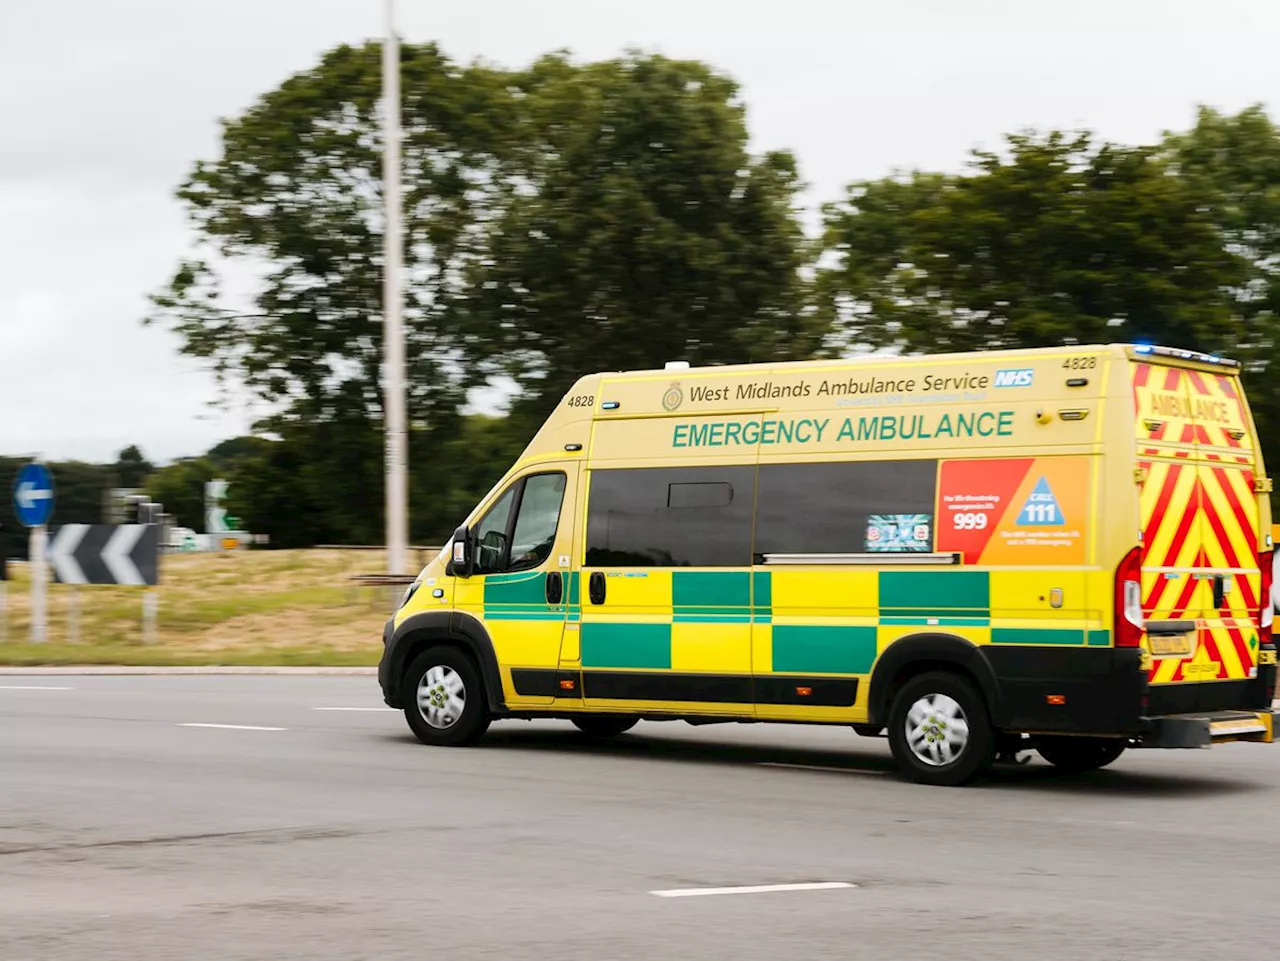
xmin=0 ymin=522 xmax=8 ymax=644
xmin=13 ymin=461 xmax=55 ymax=642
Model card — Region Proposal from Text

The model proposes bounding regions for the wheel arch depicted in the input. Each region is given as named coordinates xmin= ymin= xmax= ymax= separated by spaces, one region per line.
xmin=387 ymin=611 xmax=507 ymax=713
xmin=867 ymin=633 xmax=1002 ymax=728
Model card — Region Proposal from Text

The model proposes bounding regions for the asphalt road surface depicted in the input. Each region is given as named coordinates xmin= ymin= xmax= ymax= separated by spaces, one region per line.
xmin=2 ymin=677 xmax=1277 ymax=961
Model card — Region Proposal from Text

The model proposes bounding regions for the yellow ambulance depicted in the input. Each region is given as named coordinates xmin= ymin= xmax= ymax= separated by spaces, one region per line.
xmin=378 ymin=344 xmax=1278 ymax=785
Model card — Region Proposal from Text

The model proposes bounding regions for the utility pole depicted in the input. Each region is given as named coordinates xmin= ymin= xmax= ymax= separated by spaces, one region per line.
xmin=382 ymin=0 xmax=408 ymax=576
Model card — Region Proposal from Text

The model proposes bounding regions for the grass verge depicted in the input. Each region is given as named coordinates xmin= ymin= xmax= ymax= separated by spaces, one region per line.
xmin=0 ymin=548 xmax=415 ymax=666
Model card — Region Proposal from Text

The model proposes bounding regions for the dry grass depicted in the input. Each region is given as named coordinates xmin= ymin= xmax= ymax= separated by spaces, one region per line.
xmin=0 ymin=549 xmax=412 ymax=666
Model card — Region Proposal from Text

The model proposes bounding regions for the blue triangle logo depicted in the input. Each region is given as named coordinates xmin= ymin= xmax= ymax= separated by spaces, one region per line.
xmin=1017 ymin=477 xmax=1064 ymax=526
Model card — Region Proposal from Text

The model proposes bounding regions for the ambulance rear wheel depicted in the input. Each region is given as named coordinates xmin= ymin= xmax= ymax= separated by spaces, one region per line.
xmin=571 ymin=716 xmax=638 ymax=738
xmin=1036 ymin=736 xmax=1127 ymax=773
xmin=402 ymin=646 xmax=490 ymax=747
xmin=888 ymin=672 xmax=994 ymax=786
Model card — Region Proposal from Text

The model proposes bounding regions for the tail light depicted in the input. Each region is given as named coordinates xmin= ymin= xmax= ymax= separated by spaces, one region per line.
xmin=1114 ymin=547 xmax=1145 ymax=647
xmin=1260 ymin=549 xmax=1274 ymax=646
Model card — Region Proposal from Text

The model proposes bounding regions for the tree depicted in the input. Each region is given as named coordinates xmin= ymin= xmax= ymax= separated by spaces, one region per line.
xmin=145 ymin=41 xmax=517 ymax=431
xmin=1160 ymin=105 xmax=1280 ymax=450
xmin=146 ymin=458 xmax=214 ymax=531
xmin=146 ymin=42 xmax=822 ymax=544
xmin=463 ymin=51 xmax=822 ymax=420
xmin=113 ymin=445 xmax=153 ymax=488
xmin=818 ymin=131 xmax=1247 ymax=357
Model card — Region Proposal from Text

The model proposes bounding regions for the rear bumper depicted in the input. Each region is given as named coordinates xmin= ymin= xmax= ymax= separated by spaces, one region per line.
xmin=981 ymin=642 xmax=1277 ymax=739
xmin=1140 ymin=708 xmax=1279 ymax=749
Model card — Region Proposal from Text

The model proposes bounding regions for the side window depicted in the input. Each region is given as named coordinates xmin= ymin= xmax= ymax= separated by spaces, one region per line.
xmin=585 ymin=466 xmax=755 ymax=567
xmin=755 ymin=460 xmax=938 ymax=555
xmin=471 ymin=472 xmax=567 ymax=576
xmin=472 ymin=485 xmax=518 ymax=576
xmin=509 ymin=473 xmax=567 ymax=572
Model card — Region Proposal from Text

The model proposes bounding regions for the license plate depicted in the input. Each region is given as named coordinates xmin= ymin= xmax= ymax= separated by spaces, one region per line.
xmin=1150 ymin=635 xmax=1194 ymax=656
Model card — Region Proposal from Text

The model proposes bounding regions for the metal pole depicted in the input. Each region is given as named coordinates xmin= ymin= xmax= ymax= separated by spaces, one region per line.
xmin=382 ymin=0 xmax=408 ymax=577
xmin=30 ymin=525 xmax=47 ymax=642
xmin=142 ymin=590 xmax=158 ymax=645
xmin=68 ymin=585 xmax=79 ymax=644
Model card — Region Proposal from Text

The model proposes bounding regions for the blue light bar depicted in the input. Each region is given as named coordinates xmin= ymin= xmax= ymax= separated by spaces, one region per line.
xmin=1129 ymin=344 xmax=1239 ymax=368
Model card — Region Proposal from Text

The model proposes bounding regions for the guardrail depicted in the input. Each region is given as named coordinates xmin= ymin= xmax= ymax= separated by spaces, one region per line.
xmin=314 ymin=545 xmax=443 ymax=609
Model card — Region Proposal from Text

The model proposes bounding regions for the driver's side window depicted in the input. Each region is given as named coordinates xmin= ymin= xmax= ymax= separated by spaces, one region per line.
xmin=470 ymin=472 xmax=567 ymax=577
xmin=472 ymin=486 xmax=517 ymax=576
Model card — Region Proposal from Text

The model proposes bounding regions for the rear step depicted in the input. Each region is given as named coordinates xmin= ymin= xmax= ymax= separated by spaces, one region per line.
xmin=1142 ymin=709 xmax=1279 ymax=748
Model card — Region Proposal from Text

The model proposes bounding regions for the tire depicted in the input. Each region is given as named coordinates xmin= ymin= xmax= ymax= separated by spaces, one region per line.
xmin=887 ymin=671 xmax=994 ymax=786
xmin=401 ymin=646 xmax=491 ymax=747
xmin=571 ymin=716 xmax=639 ymax=738
xmin=1036 ymin=736 xmax=1127 ymax=773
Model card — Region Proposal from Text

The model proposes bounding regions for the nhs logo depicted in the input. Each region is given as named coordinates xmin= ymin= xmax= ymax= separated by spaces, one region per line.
xmin=994 ymin=368 xmax=1034 ymax=388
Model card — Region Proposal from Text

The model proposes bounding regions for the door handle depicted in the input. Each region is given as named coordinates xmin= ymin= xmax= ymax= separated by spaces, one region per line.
xmin=1212 ymin=574 xmax=1226 ymax=609
xmin=545 ymin=571 xmax=563 ymax=606
xmin=588 ymin=571 xmax=606 ymax=606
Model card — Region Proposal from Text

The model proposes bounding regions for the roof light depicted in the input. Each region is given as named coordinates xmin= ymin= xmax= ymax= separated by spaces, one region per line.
xmin=1129 ymin=344 xmax=1239 ymax=368
xmin=664 ymin=361 xmax=691 ymax=371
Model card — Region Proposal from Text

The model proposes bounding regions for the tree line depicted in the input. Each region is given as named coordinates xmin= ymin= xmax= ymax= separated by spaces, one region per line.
xmin=23 ymin=43 xmax=1280 ymax=553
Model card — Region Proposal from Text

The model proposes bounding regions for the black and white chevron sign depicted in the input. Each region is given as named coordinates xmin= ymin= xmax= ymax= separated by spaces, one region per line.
xmin=48 ymin=525 xmax=160 ymax=586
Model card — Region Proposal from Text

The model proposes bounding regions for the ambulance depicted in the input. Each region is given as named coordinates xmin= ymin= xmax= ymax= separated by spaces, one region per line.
xmin=378 ymin=344 xmax=1278 ymax=785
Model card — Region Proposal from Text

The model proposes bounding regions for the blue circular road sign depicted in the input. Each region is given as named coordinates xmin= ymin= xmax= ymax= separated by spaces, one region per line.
xmin=13 ymin=462 xmax=55 ymax=527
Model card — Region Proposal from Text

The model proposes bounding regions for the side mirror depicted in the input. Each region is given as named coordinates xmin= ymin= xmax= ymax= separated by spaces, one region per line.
xmin=450 ymin=526 xmax=472 ymax=578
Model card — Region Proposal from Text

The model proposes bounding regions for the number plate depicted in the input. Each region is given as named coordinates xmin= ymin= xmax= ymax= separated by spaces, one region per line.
xmin=1149 ymin=635 xmax=1194 ymax=657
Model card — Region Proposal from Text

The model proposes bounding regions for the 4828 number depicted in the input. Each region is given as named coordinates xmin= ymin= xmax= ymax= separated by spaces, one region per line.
xmin=565 ymin=395 xmax=594 ymax=408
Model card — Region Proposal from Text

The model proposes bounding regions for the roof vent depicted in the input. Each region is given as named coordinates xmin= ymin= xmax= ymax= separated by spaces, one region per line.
xmin=664 ymin=361 xmax=691 ymax=371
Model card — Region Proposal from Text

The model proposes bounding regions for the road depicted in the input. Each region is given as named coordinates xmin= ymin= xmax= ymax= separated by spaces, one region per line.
xmin=1 ymin=677 xmax=1277 ymax=961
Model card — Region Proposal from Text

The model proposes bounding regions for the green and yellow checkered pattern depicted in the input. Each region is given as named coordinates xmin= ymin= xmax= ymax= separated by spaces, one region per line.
xmin=474 ymin=569 xmax=1106 ymax=677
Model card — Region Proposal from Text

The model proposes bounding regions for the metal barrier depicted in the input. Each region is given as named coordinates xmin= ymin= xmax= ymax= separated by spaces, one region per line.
xmin=314 ymin=545 xmax=442 ymax=610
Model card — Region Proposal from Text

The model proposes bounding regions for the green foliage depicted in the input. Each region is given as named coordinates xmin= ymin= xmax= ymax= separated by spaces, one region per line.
xmin=145 ymin=41 xmax=520 ymax=428
xmin=141 ymin=35 xmax=1280 ymax=528
xmin=1160 ymin=105 xmax=1280 ymax=451
xmin=146 ymin=457 xmax=214 ymax=531
xmin=464 ymin=51 xmax=820 ymax=420
xmin=146 ymin=44 xmax=816 ymax=426
xmin=818 ymin=131 xmax=1246 ymax=355
xmin=113 ymin=445 xmax=153 ymax=488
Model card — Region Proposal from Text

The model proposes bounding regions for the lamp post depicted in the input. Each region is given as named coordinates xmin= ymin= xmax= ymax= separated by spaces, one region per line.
xmin=382 ymin=0 xmax=408 ymax=576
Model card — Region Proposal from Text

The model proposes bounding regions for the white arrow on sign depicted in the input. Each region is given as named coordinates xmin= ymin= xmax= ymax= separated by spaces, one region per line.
xmin=16 ymin=481 xmax=53 ymax=512
xmin=48 ymin=524 xmax=89 ymax=584
xmin=102 ymin=525 xmax=147 ymax=586
xmin=206 ymin=507 xmax=227 ymax=533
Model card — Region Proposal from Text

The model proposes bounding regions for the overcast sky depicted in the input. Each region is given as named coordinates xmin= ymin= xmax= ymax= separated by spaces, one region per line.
xmin=2 ymin=0 xmax=1277 ymax=464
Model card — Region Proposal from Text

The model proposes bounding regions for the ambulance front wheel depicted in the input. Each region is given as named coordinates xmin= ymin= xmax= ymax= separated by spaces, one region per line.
xmin=402 ymin=646 xmax=491 ymax=747
xmin=887 ymin=672 xmax=995 ymax=786
xmin=1035 ymin=736 xmax=1127 ymax=773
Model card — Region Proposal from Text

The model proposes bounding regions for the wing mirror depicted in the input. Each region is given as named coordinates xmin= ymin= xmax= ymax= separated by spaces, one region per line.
xmin=450 ymin=526 xmax=472 ymax=578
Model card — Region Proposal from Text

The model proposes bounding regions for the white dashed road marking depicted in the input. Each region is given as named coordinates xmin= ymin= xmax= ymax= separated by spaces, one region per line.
xmin=650 ymin=881 xmax=856 ymax=898
xmin=179 ymin=723 xmax=288 ymax=732
xmin=0 ymin=685 xmax=75 ymax=691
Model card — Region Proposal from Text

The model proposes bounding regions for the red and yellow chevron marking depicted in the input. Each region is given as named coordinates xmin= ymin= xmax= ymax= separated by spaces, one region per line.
xmin=1132 ymin=361 xmax=1263 ymax=685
